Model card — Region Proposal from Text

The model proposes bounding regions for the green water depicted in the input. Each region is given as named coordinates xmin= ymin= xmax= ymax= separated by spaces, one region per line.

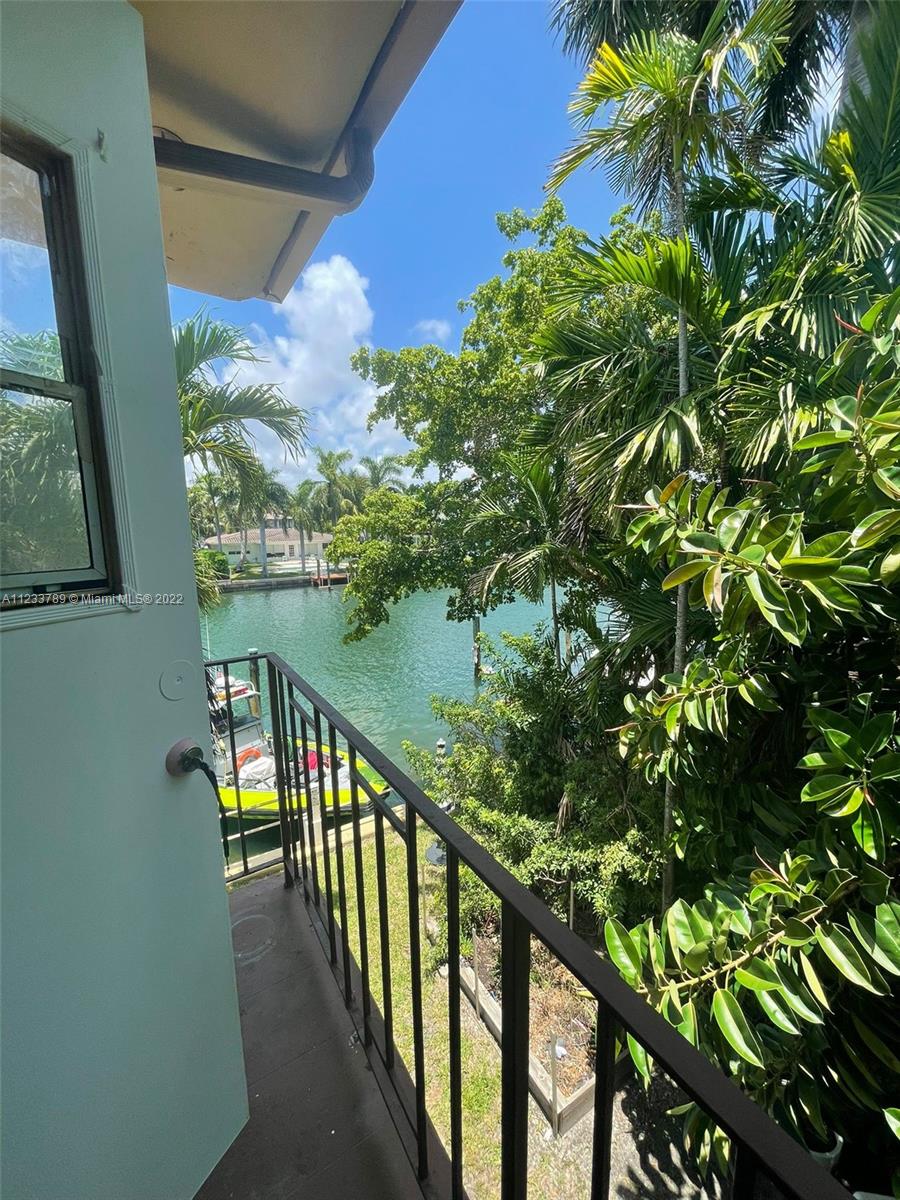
xmin=203 ymin=585 xmax=551 ymax=766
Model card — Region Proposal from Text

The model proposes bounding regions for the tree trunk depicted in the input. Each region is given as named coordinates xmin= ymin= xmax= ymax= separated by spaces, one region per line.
xmin=472 ymin=614 xmax=482 ymax=679
xmin=300 ymin=528 xmax=306 ymax=576
xmin=550 ymin=577 xmax=562 ymax=668
xmin=259 ymin=519 xmax=268 ymax=578
xmin=205 ymin=470 xmax=223 ymax=552
xmin=662 ymin=150 xmax=691 ymax=913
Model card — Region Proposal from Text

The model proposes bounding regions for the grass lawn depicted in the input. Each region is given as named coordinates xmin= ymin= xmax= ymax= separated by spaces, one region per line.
xmin=327 ymin=820 xmax=597 ymax=1200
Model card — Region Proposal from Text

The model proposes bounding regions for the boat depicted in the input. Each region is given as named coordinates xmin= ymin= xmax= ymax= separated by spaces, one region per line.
xmin=208 ymin=672 xmax=389 ymax=823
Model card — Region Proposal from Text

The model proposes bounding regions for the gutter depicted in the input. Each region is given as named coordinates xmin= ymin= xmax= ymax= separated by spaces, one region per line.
xmin=153 ymin=127 xmax=374 ymax=213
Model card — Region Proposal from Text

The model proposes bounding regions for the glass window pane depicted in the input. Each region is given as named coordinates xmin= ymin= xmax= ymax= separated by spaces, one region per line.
xmin=0 ymin=389 xmax=91 ymax=574
xmin=0 ymin=151 xmax=63 ymax=378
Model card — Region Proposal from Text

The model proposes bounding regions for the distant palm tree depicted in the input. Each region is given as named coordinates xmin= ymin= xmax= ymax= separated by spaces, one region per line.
xmin=175 ymin=312 xmax=308 ymax=548
xmin=310 ymin=448 xmax=354 ymax=529
xmin=358 ymin=453 xmax=404 ymax=491
xmin=252 ymin=468 xmax=292 ymax=578
xmin=292 ymin=478 xmax=318 ymax=575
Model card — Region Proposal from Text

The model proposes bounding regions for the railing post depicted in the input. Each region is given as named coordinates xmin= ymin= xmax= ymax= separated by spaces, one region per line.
xmin=406 ymin=802 xmax=429 ymax=1180
xmin=446 ymin=847 xmax=463 ymax=1200
xmin=286 ymin=682 xmax=308 ymax=899
xmin=500 ymin=902 xmax=529 ymax=1200
xmin=247 ymin=649 xmax=261 ymax=719
xmin=590 ymin=1004 xmax=618 ymax=1200
xmin=348 ymin=747 xmax=371 ymax=1044
xmin=313 ymin=709 xmax=336 ymax=963
xmin=731 ymin=1144 xmax=758 ymax=1200
xmin=221 ymin=669 xmax=248 ymax=875
xmin=297 ymin=711 xmax=320 ymax=905
xmin=329 ymin=724 xmax=353 ymax=1005
xmin=374 ymin=806 xmax=394 ymax=1071
xmin=266 ymin=658 xmax=294 ymax=889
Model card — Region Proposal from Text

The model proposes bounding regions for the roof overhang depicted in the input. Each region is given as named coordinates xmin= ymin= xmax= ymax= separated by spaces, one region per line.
xmin=132 ymin=1 xmax=458 ymax=301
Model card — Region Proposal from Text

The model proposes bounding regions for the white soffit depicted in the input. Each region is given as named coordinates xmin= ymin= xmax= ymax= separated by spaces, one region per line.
xmin=133 ymin=0 xmax=458 ymax=301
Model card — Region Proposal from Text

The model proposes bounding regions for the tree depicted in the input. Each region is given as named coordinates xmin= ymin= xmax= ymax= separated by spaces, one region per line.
xmin=352 ymin=200 xmax=587 ymax=481
xmin=357 ymin=453 xmax=404 ymax=491
xmin=251 ymin=468 xmax=292 ymax=579
xmin=292 ymin=478 xmax=318 ymax=575
xmin=175 ymin=311 xmax=308 ymax=548
xmin=550 ymin=0 xmax=852 ymax=145
xmin=469 ymin=453 xmax=577 ymax=665
xmin=309 ymin=448 xmax=354 ymax=530
xmin=549 ymin=0 xmax=789 ymax=906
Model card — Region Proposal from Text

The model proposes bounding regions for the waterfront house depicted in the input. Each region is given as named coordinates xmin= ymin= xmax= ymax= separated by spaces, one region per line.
xmin=0 ymin=5 xmax=852 ymax=1200
xmin=202 ymin=523 xmax=334 ymax=568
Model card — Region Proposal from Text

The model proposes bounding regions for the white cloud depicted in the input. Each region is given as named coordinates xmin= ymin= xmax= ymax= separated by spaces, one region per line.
xmin=226 ymin=254 xmax=411 ymax=483
xmin=413 ymin=317 xmax=451 ymax=344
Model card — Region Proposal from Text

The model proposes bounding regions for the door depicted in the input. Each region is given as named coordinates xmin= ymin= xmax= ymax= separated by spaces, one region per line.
xmin=0 ymin=5 xmax=248 ymax=1198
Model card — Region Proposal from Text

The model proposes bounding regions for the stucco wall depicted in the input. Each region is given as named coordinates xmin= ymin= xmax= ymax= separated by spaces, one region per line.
xmin=1 ymin=5 xmax=247 ymax=1197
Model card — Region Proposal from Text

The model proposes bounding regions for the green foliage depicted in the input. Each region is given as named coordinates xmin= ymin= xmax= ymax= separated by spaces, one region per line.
xmin=352 ymin=198 xmax=586 ymax=481
xmin=406 ymin=634 xmax=664 ymax=939
xmin=606 ymin=314 xmax=900 ymax=1172
xmin=195 ymin=549 xmax=229 ymax=580
xmin=192 ymin=548 xmax=222 ymax=613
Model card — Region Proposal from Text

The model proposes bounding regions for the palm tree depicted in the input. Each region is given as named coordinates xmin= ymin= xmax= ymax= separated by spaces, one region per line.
xmin=358 ymin=453 xmax=404 ymax=491
xmin=548 ymin=3 xmax=788 ymax=905
xmin=252 ymin=468 xmax=292 ymax=579
xmin=310 ymin=448 xmax=354 ymax=530
xmin=468 ymin=453 xmax=576 ymax=666
xmin=175 ymin=311 xmax=308 ymax=548
xmin=292 ymin=478 xmax=318 ymax=576
xmin=550 ymin=0 xmax=853 ymax=146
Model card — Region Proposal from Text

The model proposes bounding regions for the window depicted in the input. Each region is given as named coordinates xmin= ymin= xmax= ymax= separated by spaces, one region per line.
xmin=1 ymin=131 xmax=116 ymax=602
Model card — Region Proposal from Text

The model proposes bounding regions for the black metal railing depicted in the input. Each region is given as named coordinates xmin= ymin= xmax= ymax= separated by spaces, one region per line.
xmin=206 ymin=651 xmax=849 ymax=1200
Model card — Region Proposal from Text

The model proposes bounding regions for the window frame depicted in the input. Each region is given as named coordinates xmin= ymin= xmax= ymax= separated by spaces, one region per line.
xmin=0 ymin=128 xmax=119 ymax=603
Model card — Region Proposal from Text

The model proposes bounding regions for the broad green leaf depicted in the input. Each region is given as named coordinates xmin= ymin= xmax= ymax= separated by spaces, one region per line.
xmin=711 ymin=989 xmax=765 ymax=1068
xmin=780 ymin=556 xmax=842 ymax=579
xmin=871 ymin=751 xmax=900 ymax=780
xmin=681 ymin=531 xmax=720 ymax=553
xmin=605 ymin=918 xmax=642 ymax=981
xmin=885 ymin=1108 xmax=900 ymax=1140
xmin=667 ymin=900 xmax=696 ymax=956
xmin=755 ymin=988 xmax=800 ymax=1035
xmin=815 ymin=923 xmax=885 ymax=993
xmin=847 ymin=910 xmax=900 ymax=977
xmin=852 ymin=805 xmax=885 ymax=861
xmin=717 ymin=510 xmax=749 ymax=551
xmin=850 ymin=508 xmax=900 ymax=548
xmin=794 ymin=431 xmax=853 ymax=449
xmin=860 ymin=712 xmax=894 ymax=756
xmin=735 ymin=959 xmax=780 ymax=991
xmin=627 ymin=1033 xmax=651 ymax=1082
xmin=799 ymin=952 xmax=831 ymax=1011
xmin=774 ymin=964 xmax=822 ymax=1024
xmin=662 ymin=560 xmax=711 ymax=590
xmin=880 ymin=541 xmax=900 ymax=584
xmin=800 ymin=774 xmax=856 ymax=805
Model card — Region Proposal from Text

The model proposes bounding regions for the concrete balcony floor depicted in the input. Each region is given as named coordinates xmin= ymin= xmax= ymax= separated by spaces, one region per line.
xmin=194 ymin=874 xmax=424 ymax=1200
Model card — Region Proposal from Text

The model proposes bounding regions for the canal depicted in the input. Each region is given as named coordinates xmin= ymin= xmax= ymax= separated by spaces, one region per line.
xmin=203 ymin=585 xmax=552 ymax=767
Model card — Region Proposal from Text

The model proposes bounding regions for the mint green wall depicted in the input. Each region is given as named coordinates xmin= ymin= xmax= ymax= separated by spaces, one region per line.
xmin=1 ymin=5 xmax=248 ymax=1197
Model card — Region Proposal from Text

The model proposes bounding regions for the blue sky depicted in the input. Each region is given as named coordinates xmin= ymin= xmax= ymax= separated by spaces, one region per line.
xmin=165 ymin=0 xmax=621 ymax=478
xmin=2 ymin=2 xmax=621 ymax=480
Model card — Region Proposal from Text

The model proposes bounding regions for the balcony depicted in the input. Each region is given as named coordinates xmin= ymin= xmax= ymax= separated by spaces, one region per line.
xmin=198 ymin=653 xmax=849 ymax=1200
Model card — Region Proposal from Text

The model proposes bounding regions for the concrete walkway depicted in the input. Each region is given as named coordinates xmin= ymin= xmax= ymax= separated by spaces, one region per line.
xmin=194 ymin=876 xmax=423 ymax=1200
